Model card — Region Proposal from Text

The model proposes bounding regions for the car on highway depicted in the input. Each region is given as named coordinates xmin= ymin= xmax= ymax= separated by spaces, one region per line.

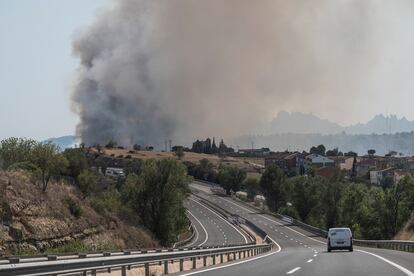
xmin=327 ymin=227 xmax=353 ymax=252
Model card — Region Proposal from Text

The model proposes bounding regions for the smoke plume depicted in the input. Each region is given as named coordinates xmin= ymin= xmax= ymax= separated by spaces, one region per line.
xmin=71 ymin=0 xmax=414 ymax=147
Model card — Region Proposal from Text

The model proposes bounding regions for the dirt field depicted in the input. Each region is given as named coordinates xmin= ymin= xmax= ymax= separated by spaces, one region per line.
xmin=100 ymin=148 xmax=263 ymax=174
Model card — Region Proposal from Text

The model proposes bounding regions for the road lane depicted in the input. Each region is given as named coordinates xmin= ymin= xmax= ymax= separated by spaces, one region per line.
xmin=189 ymin=181 xmax=414 ymax=276
xmin=183 ymin=196 xmax=248 ymax=247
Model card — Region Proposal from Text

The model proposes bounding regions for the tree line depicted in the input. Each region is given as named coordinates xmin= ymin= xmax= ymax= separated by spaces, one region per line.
xmin=259 ymin=166 xmax=414 ymax=239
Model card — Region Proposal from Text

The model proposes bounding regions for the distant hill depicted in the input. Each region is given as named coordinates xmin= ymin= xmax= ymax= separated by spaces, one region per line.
xmin=269 ymin=112 xmax=414 ymax=135
xmin=231 ymin=132 xmax=414 ymax=156
xmin=43 ymin=135 xmax=79 ymax=150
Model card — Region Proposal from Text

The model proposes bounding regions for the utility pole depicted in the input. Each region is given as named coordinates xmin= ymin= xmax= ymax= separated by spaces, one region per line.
xmin=164 ymin=139 xmax=167 ymax=152
xmin=169 ymin=140 xmax=172 ymax=152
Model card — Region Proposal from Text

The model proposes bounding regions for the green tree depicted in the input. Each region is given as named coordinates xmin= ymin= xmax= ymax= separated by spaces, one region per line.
xmin=385 ymin=175 xmax=414 ymax=236
xmin=322 ymin=171 xmax=345 ymax=228
xmin=77 ymin=169 xmax=98 ymax=196
xmin=63 ymin=148 xmax=88 ymax=179
xmin=244 ymin=177 xmax=261 ymax=201
xmin=310 ymin=144 xmax=326 ymax=155
xmin=0 ymin=137 xmax=37 ymax=169
xmin=288 ymin=176 xmax=323 ymax=222
xmin=260 ymin=165 xmax=287 ymax=212
xmin=217 ymin=165 xmax=246 ymax=195
xmin=121 ymin=159 xmax=190 ymax=245
xmin=30 ymin=143 xmax=68 ymax=192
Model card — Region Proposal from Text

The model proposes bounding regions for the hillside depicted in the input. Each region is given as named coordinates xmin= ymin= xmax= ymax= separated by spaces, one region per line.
xmin=395 ymin=214 xmax=414 ymax=241
xmin=99 ymin=148 xmax=262 ymax=175
xmin=0 ymin=170 xmax=158 ymax=255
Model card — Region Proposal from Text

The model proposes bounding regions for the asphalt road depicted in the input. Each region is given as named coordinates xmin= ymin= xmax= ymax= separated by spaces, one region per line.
xmin=183 ymin=195 xmax=248 ymax=247
xmin=186 ymin=181 xmax=414 ymax=276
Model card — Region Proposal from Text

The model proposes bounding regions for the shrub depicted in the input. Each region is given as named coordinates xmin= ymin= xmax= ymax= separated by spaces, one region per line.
xmin=65 ymin=198 xmax=82 ymax=218
xmin=77 ymin=170 xmax=98 ymax=196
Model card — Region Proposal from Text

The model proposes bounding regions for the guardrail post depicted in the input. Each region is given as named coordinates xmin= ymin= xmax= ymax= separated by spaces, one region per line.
xmin=47 ymin=255 xmax=57 ymax=261
xmin=220 ymin=254 xmax=224 ymax=263
xmin=212 ymin=255 xmax=216 ymax=265
xmin=192 ymin=257 xmax=197 ymax=269
xmin=180 ymin=259 xmax=184 ymax=271
xmin=8 ymin=257 xmax=20 ymax=264
xmin=91 ymin=269 xmax=97 ymax=276
xmin=164 ymin=260 xmax=169 ymax=274
xmin=145 ymin=263 xmax=150 ymax=276
xmin=121 ymin=266 xmax=127 ymax=276
xmin=239 ymin=251 xmax=242 ymax=259
xmin=203 ymin=256 xmax=207 ymax=266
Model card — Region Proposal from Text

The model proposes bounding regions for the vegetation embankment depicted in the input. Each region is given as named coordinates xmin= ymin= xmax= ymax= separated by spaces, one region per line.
xmin=0 ymin=138 xmax=190 ymax=255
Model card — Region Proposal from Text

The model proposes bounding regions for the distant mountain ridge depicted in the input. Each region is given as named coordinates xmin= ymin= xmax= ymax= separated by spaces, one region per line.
xmin=270 ymin=111 xmax=414 ymax=135
xmin=43 ymin=135 xmax=79 ymax=150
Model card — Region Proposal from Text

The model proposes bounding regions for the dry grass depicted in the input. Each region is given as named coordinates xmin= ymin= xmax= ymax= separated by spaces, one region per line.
xmin=395 ymin=214 xmax=414 ymax=241
xmin=100 ymin=148 xmax=262 ymax=173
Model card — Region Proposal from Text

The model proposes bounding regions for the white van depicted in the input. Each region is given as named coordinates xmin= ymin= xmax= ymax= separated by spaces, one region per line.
xmin=105 ymin=167 xmax=125 ymax=178
xmin=327 ymin=227 xmax=353 ymax=252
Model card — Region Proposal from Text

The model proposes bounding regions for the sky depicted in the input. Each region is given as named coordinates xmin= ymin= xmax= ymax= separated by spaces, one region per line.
xmin=1 ymin=1 xmax=414 ymax=142
xmin=0 ymin=0 xmax=110 ymax=140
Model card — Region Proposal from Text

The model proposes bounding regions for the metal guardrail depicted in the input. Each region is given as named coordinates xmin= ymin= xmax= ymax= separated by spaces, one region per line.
xmin=353 ymin=239 xmax=414 ymax=253
xmin=174 ymin=222 xmax=196 ymax=248
xmin=0 ymin=243 xmax=275 ymax=276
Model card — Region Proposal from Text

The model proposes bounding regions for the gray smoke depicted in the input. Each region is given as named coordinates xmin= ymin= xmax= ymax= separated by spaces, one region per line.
xmin=71 ymin=0 xmax=414 ymax=147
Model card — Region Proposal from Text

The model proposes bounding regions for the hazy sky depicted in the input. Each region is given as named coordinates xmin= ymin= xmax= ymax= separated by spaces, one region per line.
xmin=1 ymin=1 xmax=414 ymax=141
xmin=0 ymin=0 xmax=110 ymax=140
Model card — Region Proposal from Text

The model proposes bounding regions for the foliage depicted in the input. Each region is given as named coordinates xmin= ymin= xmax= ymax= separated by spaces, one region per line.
xmin=310 ymin=144 xmax=326 ymax=155
xmin=63 ymin=148 xmax=88 ymax=179
xmin=186 ymin=158 xmax=217 ymax=182
xmin=65 ymin=197 xmax=82 ymax=218
xmin=121 ymin=159 xmax=190 ymax=245
xmin=286 ymin=176 xmax=324 ymax=222
xmin=244 ymin=177 xmax=261 ymax=201
xmin=92 ymin=188 xmax=122 ymax=214
xmin=0 ymin=137 xmax=37 ymax=169
xmin=275 ymin=171 xmax=414 ymax=239
xmin=260 ymin=165 xmax=287 ymax=211
xmin=30 ymin=143 xmax=68 ymax=192
xmin=77 ymin=170 xmax=98 ymax=196
xmin=217 ymin=164 xmax=246 ymax=195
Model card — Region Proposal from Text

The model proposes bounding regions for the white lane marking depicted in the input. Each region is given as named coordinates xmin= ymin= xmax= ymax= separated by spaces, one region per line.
xmin=189 ymin=198 xmax=249 ymax=244
xmin=356 ymin=249 xmax=414 ymax=276
xmin=286 ymin=267 xmax=301 ymax=274
xmin=185 ymin=212 xmax=200 ymax=247
xmin=313 ymin=254 xmax=317 ymax=257
xmin=180 ymin=238 xmax=282 ymax=276
xmin=220 ymin=197 xmax=325 ymax=244
xmin=307 ymin=259 xmax=313 ymax=263
xmin=186 ymin=210 xmax=209 ymax=246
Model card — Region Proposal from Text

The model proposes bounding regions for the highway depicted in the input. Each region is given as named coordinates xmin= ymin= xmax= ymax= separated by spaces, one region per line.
xmin=185 ymin=181 xmax=414 ymax=276
xmin=183 ymin=195 xmax=249 ymax=247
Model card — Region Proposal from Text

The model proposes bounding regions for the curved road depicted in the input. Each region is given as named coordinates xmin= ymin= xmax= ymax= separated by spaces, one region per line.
xmin=184 ymin=195 xmax=248 ymax=247
xmin=187 ymin=181 xmax=414 ymax=276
